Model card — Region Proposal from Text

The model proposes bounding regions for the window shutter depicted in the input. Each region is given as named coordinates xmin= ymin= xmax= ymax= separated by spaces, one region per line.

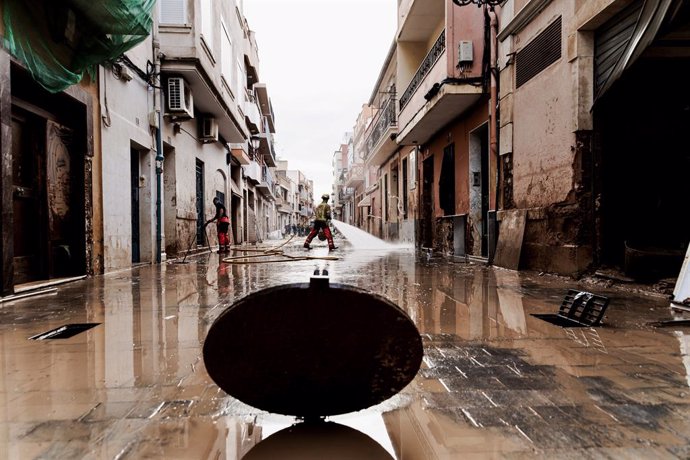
xmin=160 ymin=0 xmax=186 ymax=24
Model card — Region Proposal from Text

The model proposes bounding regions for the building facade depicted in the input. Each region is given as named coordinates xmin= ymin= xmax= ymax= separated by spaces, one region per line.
xmin=0 ymin=0 xmax=312 ymax=294
xmin=497 ymin=0 xmax=689 ymax=276
xmin=338 ymin=0 xmax=689 ymax=279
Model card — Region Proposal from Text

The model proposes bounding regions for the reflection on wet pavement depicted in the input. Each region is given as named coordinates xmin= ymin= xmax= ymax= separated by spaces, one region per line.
xmin=1 ymin=243 xmax=690 ymax=458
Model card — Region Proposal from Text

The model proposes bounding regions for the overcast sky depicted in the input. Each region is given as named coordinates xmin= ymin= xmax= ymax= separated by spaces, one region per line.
xmin=243 ymin=0 xmax=397 ymax=202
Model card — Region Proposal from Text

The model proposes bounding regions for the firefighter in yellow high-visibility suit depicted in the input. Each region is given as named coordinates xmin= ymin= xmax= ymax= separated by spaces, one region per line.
xmin=304 ymin=194 xmax=337 ymax=251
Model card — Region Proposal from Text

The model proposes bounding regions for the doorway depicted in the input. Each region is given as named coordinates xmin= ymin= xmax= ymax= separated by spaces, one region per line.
xmin=594 ymin=58 xmax=690 ymax=278
xmin=421 ymin=156 xmax=434 ymax=248
xmin=131 ymin=149 xmax=140 ymax=263
xmin=469 ymin=123 xmax=489 ymax=258
xmin=195 ymin=159 xmax=205 ymax=246
xmin=231 ymin=193 xmax=241 ymax=244
xmin=11 ymin=111 xmax=45 ymax=284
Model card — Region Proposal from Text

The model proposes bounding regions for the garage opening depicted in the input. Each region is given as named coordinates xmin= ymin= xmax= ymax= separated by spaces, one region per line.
xmin=594 ymin=57 xmax=690 ymax=280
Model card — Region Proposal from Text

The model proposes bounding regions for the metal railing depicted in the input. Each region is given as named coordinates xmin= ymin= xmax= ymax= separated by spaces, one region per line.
xmin=346 ymin=163 xmax=364 ymax=184
xmin=399 ymin=30 xmax=446 ymax=109
xmin=364 ymin=96 xmax=397 ymax=160
xmin=262 ymin=166 xmax=274 ymax=190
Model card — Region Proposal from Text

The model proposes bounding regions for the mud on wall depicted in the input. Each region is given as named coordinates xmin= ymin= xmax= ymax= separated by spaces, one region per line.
xmin=519 ymin=131 xmax=594 ymax=275
xmin=418 ymin=99 xmax=489 ymax=253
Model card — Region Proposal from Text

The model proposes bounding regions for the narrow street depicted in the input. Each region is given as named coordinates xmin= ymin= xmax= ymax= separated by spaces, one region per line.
xmin=1 ymin=241 xmax=689 ymax=458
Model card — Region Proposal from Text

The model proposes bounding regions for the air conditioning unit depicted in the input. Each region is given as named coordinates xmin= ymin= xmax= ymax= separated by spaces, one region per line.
xmin=199 ymin=116 xmax=219 ymax=143
xmin=167 ymin=77 xmax=194 ymax=119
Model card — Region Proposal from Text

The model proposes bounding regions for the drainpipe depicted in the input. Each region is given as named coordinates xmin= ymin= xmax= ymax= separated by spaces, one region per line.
xmin=153 ymin=39 xmax=164 ymax=264
xmin=488 ymin=6 xmax=500 ymax=260
xmin=488 ymin=6 xmax=499 ymax=199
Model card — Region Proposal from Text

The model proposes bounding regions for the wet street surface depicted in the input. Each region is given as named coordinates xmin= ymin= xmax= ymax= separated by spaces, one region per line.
xmin=1 ymin=241 xmax=690 ymax=459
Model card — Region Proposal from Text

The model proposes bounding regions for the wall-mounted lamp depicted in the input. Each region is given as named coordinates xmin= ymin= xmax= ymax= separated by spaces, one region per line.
xmin=250 ymin=136 xmax=261 ymax=151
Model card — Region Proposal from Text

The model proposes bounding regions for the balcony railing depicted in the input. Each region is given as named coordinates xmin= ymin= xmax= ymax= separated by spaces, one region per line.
xmin=346 ymin=163 xmax=364 ymax=184
xmin=364 ymin=96 xmax=397 ymax=160
xmin=399 ymin=30 xmax=446 ymax=109
xmin=262 ymin=166 xmax=274 ymax=190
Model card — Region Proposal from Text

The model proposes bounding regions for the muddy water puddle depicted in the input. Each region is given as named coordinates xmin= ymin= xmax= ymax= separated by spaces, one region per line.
xmin=1 ymin=245 xmax=689 ymax=458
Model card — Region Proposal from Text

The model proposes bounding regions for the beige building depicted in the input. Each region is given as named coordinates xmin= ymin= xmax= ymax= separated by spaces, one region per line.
xmin=0 ymin=0 xmax=308 ymax=294
xmin=497 ymin=0 xmax=689 ymax=277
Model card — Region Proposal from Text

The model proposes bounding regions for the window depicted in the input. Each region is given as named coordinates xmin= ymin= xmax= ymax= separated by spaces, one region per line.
xmin=160 ymin=0 xmax=186 ymax=24
xmin=221 ymin=20 xmax=233 ymax=85
xmin=201 ymin=0 xmax=214 ymax=54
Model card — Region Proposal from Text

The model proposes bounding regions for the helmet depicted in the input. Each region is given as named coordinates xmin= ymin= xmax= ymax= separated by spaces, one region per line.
xmin=321 ymin=194 xmax=330 ymax=201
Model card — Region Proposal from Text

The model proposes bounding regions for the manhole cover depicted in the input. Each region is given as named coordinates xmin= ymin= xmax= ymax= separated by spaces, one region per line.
xmin=203 ymin=281 xmax=423 ymax=418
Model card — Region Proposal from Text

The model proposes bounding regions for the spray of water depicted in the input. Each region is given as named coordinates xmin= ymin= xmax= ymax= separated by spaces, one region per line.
xmin=331 ymin=219 xmax=411 ymax=250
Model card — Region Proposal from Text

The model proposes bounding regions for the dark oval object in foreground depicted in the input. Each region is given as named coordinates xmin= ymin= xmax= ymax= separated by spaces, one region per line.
xmin=243 ymin=421 xmax=393 ymax=459
xmin=203 ymin=282 xmax=423 ymax=418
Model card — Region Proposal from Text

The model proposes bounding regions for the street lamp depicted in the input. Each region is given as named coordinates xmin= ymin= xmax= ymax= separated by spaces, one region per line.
xmin=250 ymin=135 xmax=261 ymax=161
xmin=452 ymin=0 xmax=503 ymax=6
xmin=250 ymin=135 xmax=261 ymax=151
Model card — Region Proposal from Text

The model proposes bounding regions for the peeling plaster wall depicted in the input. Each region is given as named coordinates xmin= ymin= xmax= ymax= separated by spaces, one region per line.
xmin=499 ymin=0 xmax=597 ymax=275
xmin=512 ymin=1 xmax=577 ymax=209
xmin=161 ymin=118 xmax=229 ymax=253
xmin=419 ymin=100 xmax=490 ymax=254
xmin=100 ymin=39 xmax=156 ymax=272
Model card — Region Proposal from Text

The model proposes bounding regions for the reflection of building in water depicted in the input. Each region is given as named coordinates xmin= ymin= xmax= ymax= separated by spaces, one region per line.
xmin=0 ymin=259 xmax=268 ymax=456
xmin=414 ymin=266 xmax=527 ymax=340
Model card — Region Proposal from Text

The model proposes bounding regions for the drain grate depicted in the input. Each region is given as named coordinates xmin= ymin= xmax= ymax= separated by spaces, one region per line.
xmin=532 ymin=290 xmax=610 ymax=328
xmin=29 ymin=323 xmax=100 ymax=340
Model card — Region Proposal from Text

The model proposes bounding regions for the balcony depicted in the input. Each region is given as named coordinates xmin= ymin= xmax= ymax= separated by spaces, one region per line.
xmin=400 ymin=31 xmax=445 ymax=110
xmin=396 ymin=30 xmax=483 ymax=145
xmin=254 ymin=83 xmax=276 ymax=133
xmin=244 ymin=31 xmax=259 ymax=88
xmin=244 ymin=89 xmax=261 ymax=134
xmin=398 ymin=0 xmax=445 ymax=42
xmin=256 ymin=166 xmax=275 ymax=200
xmin=243 ymin=160 xmax=262 ymax=185
xmin=229 ymin=142 xmax=251 ymax=165
xmin=255 ymin=131 xmax=277 ymax=167
xmin=364 ymin=97 xmax=398 ymax=167
xmin=344 ymin=163 xmax=365 ymax=187
xmin=159 ymin=1 xmax=248 ymax=144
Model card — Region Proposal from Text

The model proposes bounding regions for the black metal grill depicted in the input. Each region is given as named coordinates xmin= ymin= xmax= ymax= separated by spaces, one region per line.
xmin=516 ymin=16 xmax=562 ymax=88
xmin=532 ymin=290 xmax=610 ymax=328
xmin=30 ymin=323 xmax=100 ymax=340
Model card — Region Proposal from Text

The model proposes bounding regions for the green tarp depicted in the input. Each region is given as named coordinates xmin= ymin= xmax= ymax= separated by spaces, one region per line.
xmin=3 ymin=0 xmax=155 ymax=92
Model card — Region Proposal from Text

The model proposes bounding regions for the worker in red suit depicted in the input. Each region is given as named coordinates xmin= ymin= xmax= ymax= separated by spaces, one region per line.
xmin=207 ymin=197 xmax=232 ymax=253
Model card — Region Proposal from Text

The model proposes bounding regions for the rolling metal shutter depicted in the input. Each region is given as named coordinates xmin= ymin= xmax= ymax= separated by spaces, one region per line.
xmin=594 ymin=0 xmax=677 ymax=102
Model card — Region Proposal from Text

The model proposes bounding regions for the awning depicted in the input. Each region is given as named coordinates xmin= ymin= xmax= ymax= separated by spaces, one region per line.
xmin=357 ymin=196 xmax=371 ymax=207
